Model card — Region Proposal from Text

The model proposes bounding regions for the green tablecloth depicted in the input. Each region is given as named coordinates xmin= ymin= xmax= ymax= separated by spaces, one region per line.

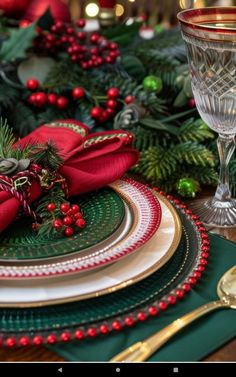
xmin=50 ymin=233 xmax=236 ymax=361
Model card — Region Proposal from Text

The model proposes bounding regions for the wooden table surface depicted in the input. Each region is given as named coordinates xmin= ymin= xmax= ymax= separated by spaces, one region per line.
xmin=0 ymin=195 xmax=235 ymax=362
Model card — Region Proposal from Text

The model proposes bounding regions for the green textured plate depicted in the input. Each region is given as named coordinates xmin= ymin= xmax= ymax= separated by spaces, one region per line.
xmin=0 ymin=188 xmax=125 ymax=261
xmin=0 ymin=199 xmax=205 ymax=344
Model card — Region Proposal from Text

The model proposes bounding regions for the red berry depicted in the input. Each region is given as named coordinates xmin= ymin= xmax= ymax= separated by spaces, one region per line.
xmin=60 ymin=332 xmax=70 ymax=342
xmin=47 ymin=334 xmax=57 ymax=344
xmin=63 ymin=216 xmax=73 ymax=226
xmin=60 ymin=203 xmax=70 ymax=213
xmin=75 ymin=218 xmax=86 ymax=228
xmin=188 ymin=98 xmax=196 ymax=108
xmin=32 ymin=222 xmax=39 ymax=231
xmin=19 ymin=336 xmax=30 ymax=347
xmin=112 ymin=320 xmax=122 ymax=331
xmin=106 ymin=108 xmax=115 ymax=117
xmin=71 ymin=54 xmax=78 ymax=62
xmin=148 ymin=306 xmax=158 ymax=316
xmin=168 ymin=295 xmax=177 ymax=305
xmin=35 ymin=92 xmax=47 ymax=107
xmin=56 ymin=96 xmax=68 ymax=109
xmin=6 ymin=337 xmax=16 ymax=347
xmin=66 ymin=27 xmax=74 ymax=35
xmin=125 ymin=316 xmax=134 ymax=326
xmin=96 ymin=57 xmax=104 ymax=65
xmin=90 ymin=106 xmax=103 ymax=119
xmin=28 ymin=93 xmax=37 ymax=104
xmin=33 ymin=335 xmax=43 ymax=345
xmin=64 ymin=227 xmax=74 ymax=237
xmin=46 ymin=34 xmax=55 ymax=42
xmin=52 ymin=219 xmax=63 ymax=229
xmin=105 ymin=56 xmax=114 ymax=64
xmin=87 ymin=328 xmax=97 ymax=337
xmin=125 ymin=95 xmax=134 ymax=104
xmin=47 ymin=93 xmax=57 ymax=105
xmin=75 ymin=330 xmax=84 ymax=340
xmin=100 ymin=324 xmax=109 ymax=334
xmin=69 ymin=36 xmax=75 ymax=44
xmin=110 ymin=42 xmax=118 ymax=50
xmin=71 ymin=204 xmax=80 ymax=213
xmin=176 ymin=289 xmax=185 ymax=299
xmin=77 ymin=31 xmax=86 ymax=40
xmin=90 ymin=47 xmax=99 ymax=55
xmin=74 ymin=212 xmax=83 ymax=219
xmin=72 ymin=87 xmax=85 ymax=99
xmin=106 ymin=99 xmax=118 ymax=109
xmin=137 ymin=312 xmax=147 ymax=321
xmin=47 ymin=203 xmax=56 ymax=212
xmin=107 ymin=87 xmax=119 ymax=99
xmin=26 ymin=78 xmax=39 ymax=91
xmin=90 ymin=33 xmax=100 ymax=44
xmin=81 ymin=62 xmax=89 ymax=69
xmin=77 ymin=19 xmax=86 ymax=28
xmin=159 ymin=301 xmax=168 ymax=311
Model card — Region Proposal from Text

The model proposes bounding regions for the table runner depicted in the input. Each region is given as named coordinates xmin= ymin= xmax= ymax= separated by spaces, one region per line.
xmin=50 ymin=233 xmax=236 ymax=361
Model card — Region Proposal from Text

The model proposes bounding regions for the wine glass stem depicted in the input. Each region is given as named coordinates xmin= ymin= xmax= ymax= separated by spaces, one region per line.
xmin=214 ymin=134 xmax=235 ymax=202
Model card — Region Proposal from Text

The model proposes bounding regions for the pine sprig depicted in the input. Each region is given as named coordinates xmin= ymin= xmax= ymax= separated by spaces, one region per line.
xmin=30 ymin=142 xmax=63 ymax=171
xmin=174 ymin=142 xmax=215 ymax=167
xmin=178 ymin=118 xmax=215 ymax=143
xmin=0 ymin=118 xmax=15 ymax=158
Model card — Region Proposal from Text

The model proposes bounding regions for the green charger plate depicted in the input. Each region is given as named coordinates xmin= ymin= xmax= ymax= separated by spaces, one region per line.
xmin=0 ymin=200 xmax=205 ymax=344
xmin=0 ymin=188 xmax=125 ymax=261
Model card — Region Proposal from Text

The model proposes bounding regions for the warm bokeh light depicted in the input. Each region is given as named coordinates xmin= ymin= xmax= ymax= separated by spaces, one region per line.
xmin=85 ymin=3 xmax=99 ymax=18
xmin=128 ymin=0 xmax=135 ymax=2
xmin=115 ymin=4 xmax=124 ymax=17
xmin=179 ymin=0 xmax=192 ymax=9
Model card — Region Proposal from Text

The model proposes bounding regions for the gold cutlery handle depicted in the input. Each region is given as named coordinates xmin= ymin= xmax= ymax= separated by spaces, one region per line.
xmin=111 ymin=300 xmax=226 ymax=362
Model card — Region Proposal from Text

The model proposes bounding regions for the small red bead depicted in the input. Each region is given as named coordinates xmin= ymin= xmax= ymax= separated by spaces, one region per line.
xmin=168 ymin=295 xmax=177 ymax=305
xmin=87 ymin=328 xmax=97 ymax=337
xmin=153 ymin=187 xmax=159 ymax=192
xmin=197 ymin=265 xmax=205 ymax=272
xmin=47 ymin=93 xmax=57 ymax=105
xmin=47 ymin=202 xmax=56 ymax=212
xmin=64 ymin=227 xmax=74 ymax=237
xmin=159 ymin=301 xmax=168 ymax=311
xmin=173 ymin=199 xmax=180 ymax=205
xmin=52 ymin=219 xmax=63 ymax=229
xmin=77 ymin=19 xmax=86 ymax=28
xmin=202 ymin=239 xmax=210 ymax=246
xmin=137 ymin=312 xmax=147 ymax=321
xmin=159 ymin=191 xmax=165 ymax=196
xmin=200 ymin=258 xmax=208 ymax=265
xmin=66 ymin=27 xmax=74 ymax=35
xmin=90 ymin=33 xmax=100 ymax=44
xmin=185 ymin=209 xmax=193 ymax=215
xmin=148 ymin=306 xmax=158 ymax=316
xmin=60 ymin=332 xmax=70 ymax=342
xmin=75 ymin=330 xmax=84 ymax=340
xmin=107 ymin=87 xmax=120 ymax=99
xmin=19 ymin=336 xmax=30 ymax=346
xmin=112 ymin=320 xmax=122 ymax=331
xmin=176 ymin=289 xmax=185 ymax=299
xmin=77 ymin=31 xmax=86 ymax=40
xmin=195 ymin=220 xmax=202 ymax=226
xmin=33 ymin=335 xmax=43 ymax=345
xmin=198 ymin=227 xmax=206 ymax=232
xmin=193 ymin=271 xmax=202 ymax=279
xmin=57 ymin=96 xmax=68 ymax=109
xmin=124 ymin=95 xmax=134 ymax=104
xmin=72 ymin=87 xmax=85 ymax=99
xmin=179 ymin=204 xmax=186 ymax=209
xmin=201 ymin=252 xmax=209 ymax=258
xmin=191 ymin=214 xmax=198 ymax=220
xmin=90 ymin=106 xmax=103 ymax=119
xmin=60 ymin=203 xmax=70 ymax=213
xmin=6 ymin=337 xmax=16 ymax=347
xmin=74 ymin=212 xmax=83 ymax=219
xmin=26 ymin=78 xmax=39 ymax=91
xmin=75 ymin=218 xmax=86 ymax=228
xmin=201 ymin=245 xmax=210 ymax=252
xmin=63 ymin=216 xmax=73 ymax=226
xmin=106 ymin=99 xmax=118 ymax=109
xmin=166 ymin=194 xmax=173 ymax=200
xmin=71 ymin=204 xmax=80 ymax=213
xmin=201 ymin=233 xmax=209 ymax=239
xmin=188 ymin=276 xmax=197 ymax=285
xmin=125 ymin=316 xmax=135 ymax=326
xmin=183 ymin=283 xmax=191 ymax=292
xmin=47 ymin=334 xmax=57 ymax=344
xmin=100 ymin=324 xmax=109 ymax=334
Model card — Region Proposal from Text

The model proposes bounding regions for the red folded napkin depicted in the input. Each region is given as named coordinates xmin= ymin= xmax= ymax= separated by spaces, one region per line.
xmin=0 ymin=120 xmax=139 ymax=233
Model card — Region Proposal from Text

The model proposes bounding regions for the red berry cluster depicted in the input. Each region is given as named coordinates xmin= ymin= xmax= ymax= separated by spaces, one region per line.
xmin=33 ymin=19 xmax=120 ymax=69
xmin=27 ymin=78 xmax=85 ymax=110
xmin=40 ymin=202 xmax=86 ymax=237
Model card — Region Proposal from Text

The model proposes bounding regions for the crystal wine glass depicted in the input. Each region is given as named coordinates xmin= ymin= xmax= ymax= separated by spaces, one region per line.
xmin=178 ymin=7 xmax=236 ymax=227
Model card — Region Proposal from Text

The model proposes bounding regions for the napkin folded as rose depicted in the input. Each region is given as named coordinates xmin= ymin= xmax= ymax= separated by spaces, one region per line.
xmin=0 ymin=120 xmax=139 ymax=233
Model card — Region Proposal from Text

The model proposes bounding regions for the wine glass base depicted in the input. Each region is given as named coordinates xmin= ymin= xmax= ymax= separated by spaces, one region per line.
xmin=189 ymin=197 xmax=236 ymax=228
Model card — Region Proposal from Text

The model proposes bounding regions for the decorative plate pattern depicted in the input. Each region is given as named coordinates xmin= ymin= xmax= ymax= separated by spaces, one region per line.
xmin=0 ymin=188 xmax=210 ymax=347
xmin=0 ymin=188 xmax=125 ymax=261
xmin=0 ymin=178 xmax=162 ymax=279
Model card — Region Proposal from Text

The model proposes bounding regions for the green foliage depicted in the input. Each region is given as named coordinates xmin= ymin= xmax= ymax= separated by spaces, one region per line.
xmin=0 ymin=118 xmax=15 ymax=158
xmin=0 ymin=23 xmax=36 ymax=62
xmin=102 ymin=22 xmax=140 ymax=46
xmin=30 ymin=142 xmax=63 ymax=171
xmin=0 ymin=80 xmax=19 ymax=107
xmin=174 ymin=142 xmax=215 ymax=167
xmin=178 ymin=118 xmax=215 ymax=143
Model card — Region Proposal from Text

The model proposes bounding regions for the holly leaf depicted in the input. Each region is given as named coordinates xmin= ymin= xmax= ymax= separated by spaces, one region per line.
xmin=102 ymin=22 xmax=140 ymax=46
xmin=37 ymin=8 xmax=54 ymax=31
xmin=0 ymin=23 xmax=36 ymax=62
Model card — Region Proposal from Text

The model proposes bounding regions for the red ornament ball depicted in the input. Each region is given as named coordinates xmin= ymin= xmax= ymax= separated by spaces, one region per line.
xmin=63 ymin=216 xmax=73 ymax=226
xmin=72 ymin=87 xmax=85 ymax=99
xmin=64 ymin=227 xmax=74 ymax=237
xmin=90 ymin=106 xmax=103 ymax=119
xmin=26 ymin=78 xmax=39 ymax=91
xmin=47 ymin=93 xmax=57 ymax=105
xmin=34 ymin=92 xmax=47 ymax=107
xmin=107 ymin=87 xmax=120 ymax=99
xmin=56 ymin=96 xmax=68 ymax=109
xmin=71 ymin=204 xmax=80 ymax=213
xmin=60 ymin=203 xmax=70 ymax=213
xmin=76 ymin=19 xmax=86 ymax=28
xmin=106 ymin=99 xmax=118 ymax=109
xmin=47 ymin=202 xmax=56 ymax=212
xmin=125 ymin=95 xmax=134 ymax=104
xmin=52 ymin=219 xmax=63 ymax=230
xmin=75 ymin=218 xmax=86 ymax=229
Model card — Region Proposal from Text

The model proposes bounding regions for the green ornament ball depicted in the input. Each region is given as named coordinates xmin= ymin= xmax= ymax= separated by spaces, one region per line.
xmin=176 ymin=178 xmax=200 ymax=198
xmin=143 ymin=75 xmax=163 ymax=93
